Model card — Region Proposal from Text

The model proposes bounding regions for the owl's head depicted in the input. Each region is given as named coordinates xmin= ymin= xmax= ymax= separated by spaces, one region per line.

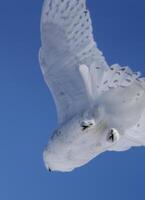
xmin=43 ymin=107 xmax=122 ymax=172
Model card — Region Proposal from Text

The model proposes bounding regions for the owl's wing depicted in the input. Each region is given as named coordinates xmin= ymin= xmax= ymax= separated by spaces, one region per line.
xmin=39 ymin=0 xmax=108 ymax=125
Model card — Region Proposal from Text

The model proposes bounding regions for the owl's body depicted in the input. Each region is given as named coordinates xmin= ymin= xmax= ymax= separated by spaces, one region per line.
xmin=40 ymin=0 xmax=145 ymax=172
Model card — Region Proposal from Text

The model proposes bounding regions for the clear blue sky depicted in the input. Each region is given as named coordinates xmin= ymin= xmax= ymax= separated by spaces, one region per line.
xmin=0 ymin=0 xmax=145 ymax=200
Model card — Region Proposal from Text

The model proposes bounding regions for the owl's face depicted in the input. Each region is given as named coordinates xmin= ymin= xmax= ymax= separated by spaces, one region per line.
xmin=43 ymin=108 xmax=121 ymax=172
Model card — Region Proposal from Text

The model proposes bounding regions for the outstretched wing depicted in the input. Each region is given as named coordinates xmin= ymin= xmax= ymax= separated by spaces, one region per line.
xmin=39 ymin=0 xmax=108 ymax=125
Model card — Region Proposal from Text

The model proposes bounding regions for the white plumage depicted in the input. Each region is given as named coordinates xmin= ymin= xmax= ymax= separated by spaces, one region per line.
xmin=39 ymin=0 xmax=145 ymax=172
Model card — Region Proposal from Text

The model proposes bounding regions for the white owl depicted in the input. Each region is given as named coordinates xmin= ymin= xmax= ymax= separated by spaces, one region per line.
xmin=39 ymin=0 xmax=145 ymax=172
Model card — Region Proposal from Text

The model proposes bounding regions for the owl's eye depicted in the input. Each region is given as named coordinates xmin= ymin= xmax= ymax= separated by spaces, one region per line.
xmin=106 ymin=128 xmax=120 ymax=143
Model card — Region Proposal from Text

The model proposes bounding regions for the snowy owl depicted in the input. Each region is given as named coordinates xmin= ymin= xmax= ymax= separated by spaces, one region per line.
xmin=39 ymin=0 xmax=145 ymax=172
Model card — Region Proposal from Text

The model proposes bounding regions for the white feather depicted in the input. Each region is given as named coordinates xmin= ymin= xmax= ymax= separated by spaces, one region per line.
xmin=40 ymin=0 xmax=108 ymax=125
xmin=39 ymin=0 xmax=145 ymax=171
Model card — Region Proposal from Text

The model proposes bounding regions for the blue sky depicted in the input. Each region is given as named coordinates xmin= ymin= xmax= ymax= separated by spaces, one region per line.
xmin=0 ymin=0 xmax=145 ymax=200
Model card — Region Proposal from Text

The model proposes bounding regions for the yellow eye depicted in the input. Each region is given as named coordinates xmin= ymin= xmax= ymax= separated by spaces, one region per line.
xmin=106 ymin=128 xmax=120 ymax=143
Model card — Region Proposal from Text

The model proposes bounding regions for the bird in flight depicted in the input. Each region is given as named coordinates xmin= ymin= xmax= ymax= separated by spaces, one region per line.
xmin=39 ymin=0 xmax=145 ymax=172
